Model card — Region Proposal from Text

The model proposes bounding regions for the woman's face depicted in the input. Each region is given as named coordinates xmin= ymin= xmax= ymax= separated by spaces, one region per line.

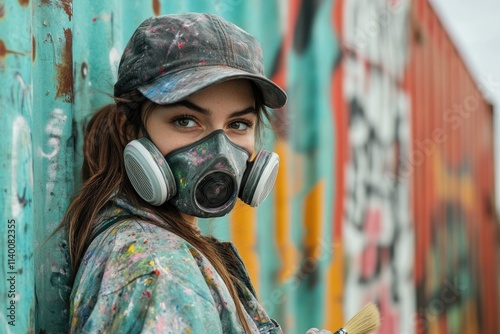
xmin=143 ymin=79 xmax=257 ymax=156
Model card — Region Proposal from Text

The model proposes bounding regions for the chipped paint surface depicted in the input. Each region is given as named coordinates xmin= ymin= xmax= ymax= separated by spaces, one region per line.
xmin=0 ymin=2 xmax=35 ymax=332
xmin=31 ymin=35 xmax=35 ymax=62
xmin=0 ymin=39 xmax=24 ymax=58
xmin=31 ymin=1 xmax=74 ymax=333
xmin=55 ymin=28 xmax=74 ymax=102
xmin=152 ymin=0 xmax=161 ymax=16
xmin=0 ymin=39 xmax=5 ymax=57
xmin=40 ymin=0 xmax=72 ymax=21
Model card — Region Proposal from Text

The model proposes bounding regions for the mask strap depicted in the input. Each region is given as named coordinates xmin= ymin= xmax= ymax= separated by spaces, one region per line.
xmin=140 ymin=119 xmax=152 ymax=141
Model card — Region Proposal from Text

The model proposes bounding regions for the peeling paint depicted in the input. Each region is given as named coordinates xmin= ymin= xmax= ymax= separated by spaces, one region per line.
xmin=60 ymin=0 xmax=72 ymax=21
xmin=0 ymin=3 xmax=5 ymax=19
xmin=81 ymin=62 xmax=88 ymax=79
xmin=40 ymin=0 xmax=73 ymax=21
xmin=55 ymin=28 xmax=74 ymax=103
xmin=0 ymin=39 xmax=26 ymax=58
xmin=18 ymin=0 xmax=30 ymax=7
xmin=32 ymin=36 xmax=36 ymax=62
xmin=153 ymin=0 xmax=161 ymax=16
xmin=0 ymin=39 xmax=5 ymax=58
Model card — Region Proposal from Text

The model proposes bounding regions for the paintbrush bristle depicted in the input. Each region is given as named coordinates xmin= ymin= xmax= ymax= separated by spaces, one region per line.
xmin=343 ymin=303 xmax=381 ymax=334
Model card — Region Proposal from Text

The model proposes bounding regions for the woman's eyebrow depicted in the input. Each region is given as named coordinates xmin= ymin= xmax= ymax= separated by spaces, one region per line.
xmin=228 ymin=108 xmax=257 ymax=118
xmin=172 ymin=100 xmax=212 ymax=115
xmin=172 ymin=100 xmax=257 ymax=118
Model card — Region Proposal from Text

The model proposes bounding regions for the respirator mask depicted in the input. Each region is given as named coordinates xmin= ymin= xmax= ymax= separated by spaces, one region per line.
xmin=123 ymin=130 xmax=279 ymax=218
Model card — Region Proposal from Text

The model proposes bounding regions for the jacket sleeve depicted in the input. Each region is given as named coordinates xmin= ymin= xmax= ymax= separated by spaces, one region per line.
xmin=71 ymin=273 xmax=223 ymax=333
xmin=70 ymin=220 xmax=224 ymax=334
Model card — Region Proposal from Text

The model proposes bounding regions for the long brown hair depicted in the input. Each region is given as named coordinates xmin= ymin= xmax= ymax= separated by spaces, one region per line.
xmin=63 ymin=86 xmax=269 ymax=333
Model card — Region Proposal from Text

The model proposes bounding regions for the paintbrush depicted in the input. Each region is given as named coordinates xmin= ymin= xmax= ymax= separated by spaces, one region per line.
xmin=333 ymin=303 xmax=381 ymax=334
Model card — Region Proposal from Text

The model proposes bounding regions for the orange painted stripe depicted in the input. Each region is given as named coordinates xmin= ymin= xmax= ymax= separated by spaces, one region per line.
xmin=303 ymin=180 xmax=325 ymax=261
xmin=325 ymin=240 xmax=344 ymax=330
xmin=274 ymin=141 xmax=297 ymax=282
xmin=230 ymin=202 xmax=259 ymax=294
xmin=271 ymin=0 xmax=300 ymax=285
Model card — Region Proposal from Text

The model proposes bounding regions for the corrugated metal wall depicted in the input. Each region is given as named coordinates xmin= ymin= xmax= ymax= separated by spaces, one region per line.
xmin=0 ymin=0 xmax=497 ymax=333
xmin=337 ymin=1 xmax=415 ymax=333
xmin=407 ymin=1 xmax=499 ymax=332
xmin=0 ymin=1 xmax=35 ymax=332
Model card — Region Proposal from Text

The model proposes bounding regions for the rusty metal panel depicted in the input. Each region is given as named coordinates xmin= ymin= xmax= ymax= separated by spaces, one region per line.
xmin=0 ymin=0 xmax=35 ymax=332
xmin=409 ymin=1 xmax=499 ymax=333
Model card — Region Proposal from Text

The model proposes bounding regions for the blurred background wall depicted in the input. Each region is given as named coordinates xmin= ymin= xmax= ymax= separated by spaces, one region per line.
xmin=0 ymin=0 xmax=498 ymax=333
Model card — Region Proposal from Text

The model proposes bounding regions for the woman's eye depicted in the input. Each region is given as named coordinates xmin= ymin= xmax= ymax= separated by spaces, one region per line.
xmin=228 ymin=121 xmax=251 ymax=131
xmin=174 ymin=117 xmax=197 ymax=128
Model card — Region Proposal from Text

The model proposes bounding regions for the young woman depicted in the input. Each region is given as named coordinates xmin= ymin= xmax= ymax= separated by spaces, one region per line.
xmin=65 ymin=12 xmax=335 ymax=334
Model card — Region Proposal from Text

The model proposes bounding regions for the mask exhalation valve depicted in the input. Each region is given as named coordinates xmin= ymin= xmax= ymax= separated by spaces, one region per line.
xmin=196 ymin=171 xmax=236 ymax=210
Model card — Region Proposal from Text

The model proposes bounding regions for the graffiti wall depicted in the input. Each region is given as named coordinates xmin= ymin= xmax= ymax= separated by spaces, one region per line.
xmin=407 ymin=1 xmax=499 ymax=333
xmin=339 ymin=0 xmax=415 ymax=333
xmin=0 ymin=0 xmax=497 ymax=333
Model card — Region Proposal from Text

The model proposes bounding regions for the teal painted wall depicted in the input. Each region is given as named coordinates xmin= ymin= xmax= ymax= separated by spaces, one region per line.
xmin=0 ymin=1 xmax=35 ymax=331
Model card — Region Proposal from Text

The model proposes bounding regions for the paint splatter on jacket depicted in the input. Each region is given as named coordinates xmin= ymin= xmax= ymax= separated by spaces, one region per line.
xmin=69 ymin=197 xmax=282 ymax=333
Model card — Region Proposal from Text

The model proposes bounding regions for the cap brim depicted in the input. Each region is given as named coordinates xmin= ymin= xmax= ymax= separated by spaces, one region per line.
xmin=137 ymin=66 xmax=287 ymax=109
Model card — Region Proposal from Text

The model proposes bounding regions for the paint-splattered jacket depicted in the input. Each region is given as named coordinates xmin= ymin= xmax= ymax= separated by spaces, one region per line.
xmin=69 ymin=197 xmax=282 ymax=333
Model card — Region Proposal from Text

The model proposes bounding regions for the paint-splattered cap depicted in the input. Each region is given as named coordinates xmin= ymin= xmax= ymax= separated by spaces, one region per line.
xmin=114 ymin=13 xmax=287 ymax=109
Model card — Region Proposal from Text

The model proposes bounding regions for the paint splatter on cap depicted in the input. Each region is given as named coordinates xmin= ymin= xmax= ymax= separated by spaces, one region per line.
xmin=114 ymin=13 xmax=287 ymax=109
